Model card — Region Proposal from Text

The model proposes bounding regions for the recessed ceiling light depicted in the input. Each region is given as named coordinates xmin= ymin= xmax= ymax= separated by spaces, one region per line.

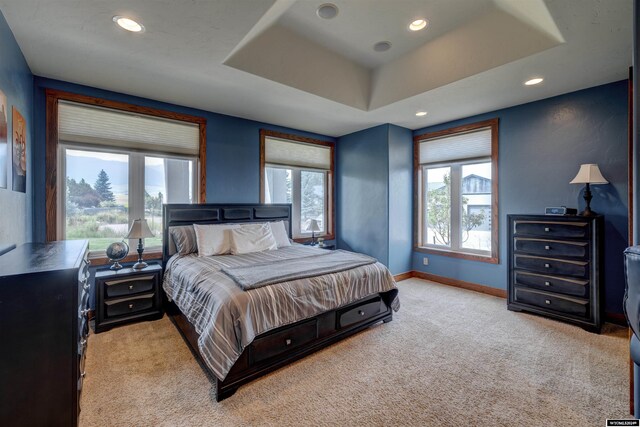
xmin=524 ymin=77 xmax=544 ymax=86
xmin=409 ymin=19 xmax=428 ymax=31
xmin=317 ymin=4 xmax=339 ymax=19
xmin=113 ymin=16 xmax=144 ymax=33
xmin=373 ymin=41 xmax=392 ymax=52
xmin=416 ymin=111 xmax=428 ymax=117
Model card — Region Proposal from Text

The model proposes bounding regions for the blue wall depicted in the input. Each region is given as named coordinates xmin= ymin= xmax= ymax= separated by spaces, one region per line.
xmin=337 ymin=125 xmax=390 ymax=264
xmin=388 ymin=124 xmax=413 ymax=274
xmin=32 ymin=77 xmax=336 ymax=243
xmin=412 ymin=81 xmax=629 ymax=315
xmin=0 ymin=11 xmax=33 ymax=248
xmin=337 ymin=123 xmax=413 ymax=274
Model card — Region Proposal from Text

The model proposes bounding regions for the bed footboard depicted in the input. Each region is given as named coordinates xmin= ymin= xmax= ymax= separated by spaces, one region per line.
xmin=165 ymin=292 xmax=393 ymax=401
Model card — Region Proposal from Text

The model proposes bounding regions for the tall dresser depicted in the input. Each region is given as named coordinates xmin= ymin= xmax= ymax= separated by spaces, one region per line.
xmin=507 ymin=215 xmax=603 ymax=332
xmin=0 ymin=240 xmax=90 ymax=427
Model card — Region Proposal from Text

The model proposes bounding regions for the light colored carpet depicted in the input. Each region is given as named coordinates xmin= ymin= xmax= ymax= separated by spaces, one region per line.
xmin=80 ymin=279 xmax=630 ymax=427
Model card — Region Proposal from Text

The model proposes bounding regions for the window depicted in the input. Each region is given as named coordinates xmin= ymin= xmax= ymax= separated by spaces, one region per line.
xmin=59 ymin=146 xmax=196 ymax=254
xmin=260 ymin=130 xmax=334 ymax=240
xmin=414 ymin=119 xmax=498 ymax=263
xmin=45 ymin=91 xmax=206 ymax=262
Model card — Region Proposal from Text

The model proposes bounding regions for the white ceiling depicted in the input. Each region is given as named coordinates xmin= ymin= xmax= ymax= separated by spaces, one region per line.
xmin=0 ymin=0 xmax=633 ymax=137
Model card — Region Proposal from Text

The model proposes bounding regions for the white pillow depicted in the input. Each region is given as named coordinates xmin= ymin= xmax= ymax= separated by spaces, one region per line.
xmin=270 ymin=221 xmax=291 ymax=248
xmin=230 ymin=223 xmax=278 ymax=255
xmin=193 ymin=223 xmax=240 ymax=256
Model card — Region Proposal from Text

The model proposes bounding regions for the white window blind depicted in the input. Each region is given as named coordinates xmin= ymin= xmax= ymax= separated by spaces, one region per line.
xmin=58 ymin=101 xmax=200 ymax=156
xmin=419 ymin=128 xmax=492 ymax=164
xmin=265 ymin=137 xmax=331 ymax=170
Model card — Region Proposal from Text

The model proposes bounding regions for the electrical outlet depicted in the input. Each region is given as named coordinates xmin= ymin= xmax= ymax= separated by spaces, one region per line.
xmin=423 ymin=257 xmax=429 ymax=266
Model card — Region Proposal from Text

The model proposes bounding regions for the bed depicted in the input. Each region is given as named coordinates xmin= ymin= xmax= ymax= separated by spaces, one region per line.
xmin=162 ymin=203 xmax=399 ymax=401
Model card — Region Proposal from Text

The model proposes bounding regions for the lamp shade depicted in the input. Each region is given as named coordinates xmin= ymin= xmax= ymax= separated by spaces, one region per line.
xmin=569 ymin=164 xmax=608 ymax=185
xmin=306 ymin=219 xmax=321 ymax=232
xmin=126 ymin=218 xmax=155 ymax=239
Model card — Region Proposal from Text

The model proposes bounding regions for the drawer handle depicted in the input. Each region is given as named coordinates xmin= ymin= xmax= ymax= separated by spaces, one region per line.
xmin=544 ymin=227 xmax=550 ymax=232
xmin=128 ymin=304 xmax=134 ymax=309
xmin=545 ymin=299 xmax=551 ymax=305
xmin=544 ymin=281 xmax=551 ymax=286
xmin=544 ymin=245 xmax=551 ymax=250
xmin=285 ymin=339 xmax=292 ymax=346
xmin=358 ymin=310 xmax=365 ymax=316
xmin=129 ymin=285 xmax=134 ymax=290
xmin=544 ymin=263 xmax=551 ymax=268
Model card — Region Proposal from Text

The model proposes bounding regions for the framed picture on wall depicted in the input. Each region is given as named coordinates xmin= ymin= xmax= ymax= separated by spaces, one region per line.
xmin=12 ymin=106 xmax=26 ymax=193
xmin=0 ymin=90 xmax=7 ymax=189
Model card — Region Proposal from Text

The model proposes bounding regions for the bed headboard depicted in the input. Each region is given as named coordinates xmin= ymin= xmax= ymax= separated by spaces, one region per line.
xmin=162 ymin=203 xmax=292 ymax=265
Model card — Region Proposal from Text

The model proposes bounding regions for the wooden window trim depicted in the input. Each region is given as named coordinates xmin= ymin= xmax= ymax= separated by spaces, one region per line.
xmin=45 ymin=89 xmax=207 ymax=263
xmin=259 ymin=129 xmax=335 ymax=242
xmin=413 ymin=118 xmax=499 ymax=264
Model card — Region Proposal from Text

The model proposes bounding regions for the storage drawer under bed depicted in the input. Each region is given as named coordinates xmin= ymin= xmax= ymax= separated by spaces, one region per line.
xmin=337 ymin=296 xmax=383 ymax=329
xmin=249 ymin=318 xmax=318 ymax=364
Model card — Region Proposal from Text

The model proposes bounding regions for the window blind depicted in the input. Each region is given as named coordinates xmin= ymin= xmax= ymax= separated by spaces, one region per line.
xmin=419 ymin=128 xmax=491 ymax=164
xmin=265 ymin=137 xmax=331 ymax=170
xmin=58 ymin=101 xmax=200 ymax=156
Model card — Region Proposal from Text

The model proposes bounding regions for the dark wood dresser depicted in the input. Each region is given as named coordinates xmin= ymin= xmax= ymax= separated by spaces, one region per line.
xmin=0 ymin=240 xmax=89 ymax=427
xmin=507 ymin=214 xmax=603 ymax=332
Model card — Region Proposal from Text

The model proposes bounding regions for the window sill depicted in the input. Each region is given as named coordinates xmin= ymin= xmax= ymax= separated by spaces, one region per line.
xmin=414 ymin=245 xmax=498 ymax=264
xmin=88 ymin=249 xmax=163 ymax=267
xmin=293 ymin=233 xmax=334 ymax=244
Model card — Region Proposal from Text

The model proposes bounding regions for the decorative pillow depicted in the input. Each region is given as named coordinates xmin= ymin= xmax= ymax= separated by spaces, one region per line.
xmin=169 ymin=225 xmax=198 ymax=255
xmin=193 ymin=223 xmax=240 ymax=256
xmin=230 ymin=223 xmax=278 ymax=255
xmin=269 ymin=221 xmax=292 ymax=248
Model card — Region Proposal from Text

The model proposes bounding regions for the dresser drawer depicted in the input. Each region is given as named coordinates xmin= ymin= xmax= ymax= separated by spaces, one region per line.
xmin=514 ymin=255 xmax=588 ymax=278
xmin=105 ymin=293 xmax=155 ymax=318
xmin=104 ymin=274 xmax=156 ymax=298
xmin=250 ymin=319 xmax=318 ymax=364
xmin=513 ymin=220 xmax=588 ymax=239
xmin=514 ymin=271 xmax=589 ymax=298
xmin=514 ymin=238 xmax=588 ymax=259
xmin=337 ymin=296 xmax=383 ymax=329
xmin=514 ymin=287 xmax=589 ymax=318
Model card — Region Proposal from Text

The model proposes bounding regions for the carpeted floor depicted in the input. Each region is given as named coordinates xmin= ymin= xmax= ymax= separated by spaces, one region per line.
xmin=80 ymin=279 xmax=630 ymax=426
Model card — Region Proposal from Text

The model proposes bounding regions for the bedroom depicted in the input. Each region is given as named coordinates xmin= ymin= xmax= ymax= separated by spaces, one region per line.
xmin=0 ymin=0 xmax=637 ymax=425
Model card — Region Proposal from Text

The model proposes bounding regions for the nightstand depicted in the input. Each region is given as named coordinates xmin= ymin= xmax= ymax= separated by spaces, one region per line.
xmin=318 ymin=244 xmax=336 ymax=250
xmin=94 ymin=264 xmax=163 ymax=333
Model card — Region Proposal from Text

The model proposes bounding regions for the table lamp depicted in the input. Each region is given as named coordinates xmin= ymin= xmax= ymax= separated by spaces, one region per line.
xmin=306 ymin=219 xmax=321 ymax=246
xmin=569 ymin=164 xmax=608 ymax=216
xmin=126 ymin=218 xmax=155 ymax=269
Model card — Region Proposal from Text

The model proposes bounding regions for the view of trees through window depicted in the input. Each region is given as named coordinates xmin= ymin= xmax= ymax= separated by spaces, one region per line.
xmin=64 ymin=149 xmax=194 ymax=253
xmin=265 ymin=166 xmax=326 ymax=236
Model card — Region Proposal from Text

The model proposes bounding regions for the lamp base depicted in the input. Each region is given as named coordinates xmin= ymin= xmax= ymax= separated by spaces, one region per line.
xmin=132 ymin=261 xmax=148 ymax=270
xmin=579 ymin=209 xmax=598 ymax=217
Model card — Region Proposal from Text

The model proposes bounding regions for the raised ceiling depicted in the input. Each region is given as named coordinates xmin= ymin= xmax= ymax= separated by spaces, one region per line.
xmin=0 ymin=0 xmax=633 ymax=137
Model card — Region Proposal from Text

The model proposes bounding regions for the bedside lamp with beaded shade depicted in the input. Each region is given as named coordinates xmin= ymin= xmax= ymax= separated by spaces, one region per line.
xmin=126 ymin=218 xmax=155 ymax=269
xmin=570 ymin=164 xmax=608 ymax=216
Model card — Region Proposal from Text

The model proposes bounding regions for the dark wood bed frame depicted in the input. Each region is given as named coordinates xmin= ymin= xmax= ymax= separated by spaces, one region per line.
xmin=162 ymin=203 xmax=395 ymax=401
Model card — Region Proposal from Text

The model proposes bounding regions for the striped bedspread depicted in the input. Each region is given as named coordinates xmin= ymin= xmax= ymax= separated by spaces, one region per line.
xmin=163 ymin=245 xmax=400 ymax=381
